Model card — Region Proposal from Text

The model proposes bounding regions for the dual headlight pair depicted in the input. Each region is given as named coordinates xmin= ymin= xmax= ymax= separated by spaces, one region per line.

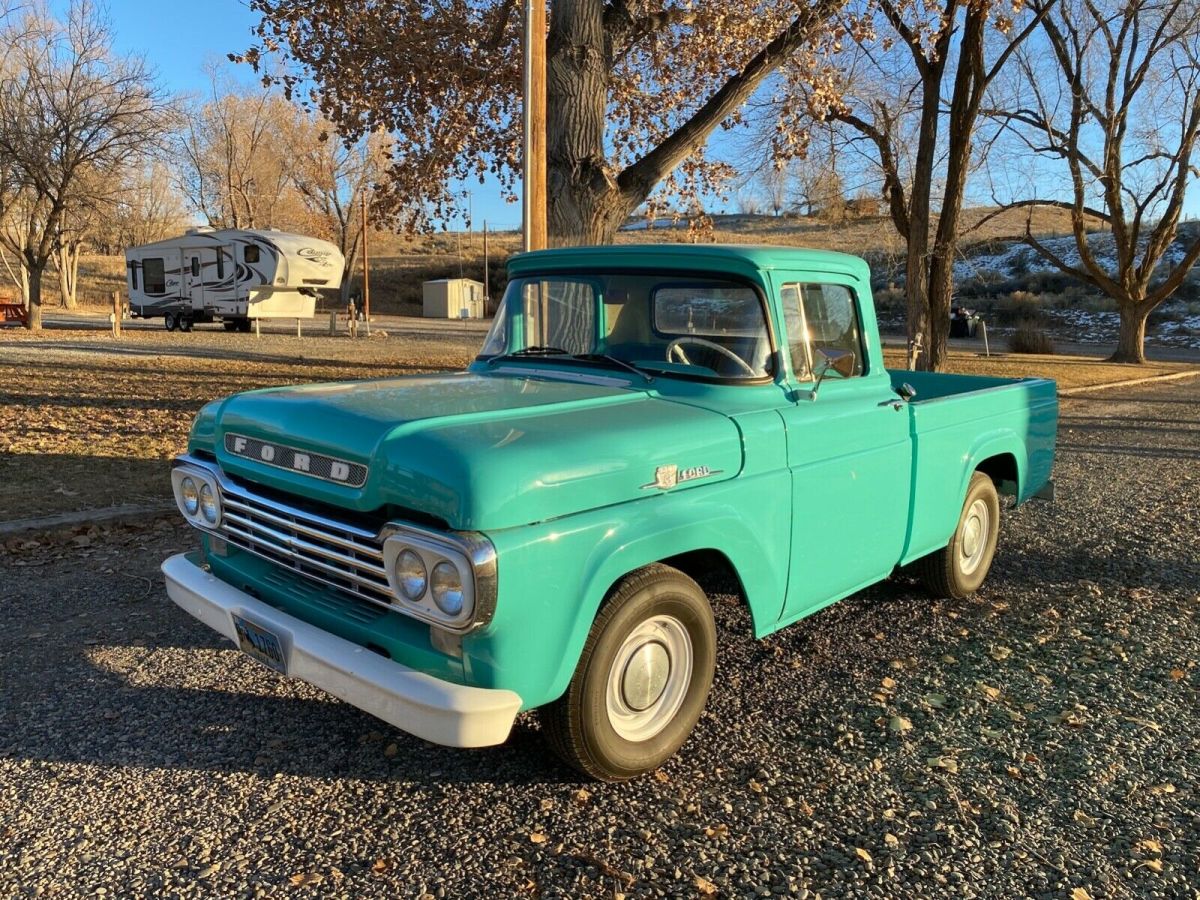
xmin=172 ymin=467 xmax=222 ymax=527
xmin=381 ymin=537 xmax=477 ymax=630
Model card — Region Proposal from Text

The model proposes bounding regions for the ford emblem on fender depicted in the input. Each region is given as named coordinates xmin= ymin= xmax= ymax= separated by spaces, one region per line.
xmin=224 ymin=433 xmax=368 ymax=487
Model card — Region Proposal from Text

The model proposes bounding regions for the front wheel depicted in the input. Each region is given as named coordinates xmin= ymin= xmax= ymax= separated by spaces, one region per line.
xmin=541 ymin=564 xmax=716 ymax=781
xmin=918 ymin=471 xmax=1001 ymax=599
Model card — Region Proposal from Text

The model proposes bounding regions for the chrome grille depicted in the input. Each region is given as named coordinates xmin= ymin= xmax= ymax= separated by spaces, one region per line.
xmin=216 ymin=481 xmax=394 ymax=607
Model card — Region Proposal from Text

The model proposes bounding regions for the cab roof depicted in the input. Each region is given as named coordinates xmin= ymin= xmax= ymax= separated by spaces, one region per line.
xmin=506 ymin=243 xmax=870 ymax=281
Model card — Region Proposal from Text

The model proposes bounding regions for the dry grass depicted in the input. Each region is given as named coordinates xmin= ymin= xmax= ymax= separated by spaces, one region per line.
xmin=882 ymin=347 xmax=1193 ymax=390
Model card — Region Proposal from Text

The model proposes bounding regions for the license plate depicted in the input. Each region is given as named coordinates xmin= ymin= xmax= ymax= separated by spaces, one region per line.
xmin=231 ymin=614 xmax=287 ymax=674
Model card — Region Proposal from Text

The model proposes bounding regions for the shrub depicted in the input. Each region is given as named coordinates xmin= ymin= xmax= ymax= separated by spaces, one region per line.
xmin=995 ymin=291 xmax=1047 ymax=326
xmin=1007 ymin=323 xmax=1056 ymax=354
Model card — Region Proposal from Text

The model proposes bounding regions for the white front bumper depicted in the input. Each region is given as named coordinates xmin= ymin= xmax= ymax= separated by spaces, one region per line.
xmin=161 ymin=553 xmax=522 ymax=748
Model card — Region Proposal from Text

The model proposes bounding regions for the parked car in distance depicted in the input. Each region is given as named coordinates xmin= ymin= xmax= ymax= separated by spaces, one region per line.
xmin=162 ymin=244 xmax=1057 ymax=780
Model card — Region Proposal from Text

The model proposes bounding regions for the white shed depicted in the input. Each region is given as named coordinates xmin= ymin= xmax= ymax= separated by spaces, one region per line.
xmin=422 ymin=278 xmax=486 ymax=319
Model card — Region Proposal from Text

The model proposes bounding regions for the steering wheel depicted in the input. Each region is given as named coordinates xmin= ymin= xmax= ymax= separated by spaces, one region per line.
xmin=666 ymin=336 xmax=757 ymax=377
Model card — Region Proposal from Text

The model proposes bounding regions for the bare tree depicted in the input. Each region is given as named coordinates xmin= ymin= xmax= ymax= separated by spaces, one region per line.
xmin=176 ymin=70 xmax=303 ymax=230
xmin=985 ymin=0 xmax=1200 ymax=363
xmin=788 ymin=0 xmax=1057 ymax=369
xmin=0 ymin=1 xmax=172 ymax=329
xmin=291 ymin=123 xmax=393 ymax=301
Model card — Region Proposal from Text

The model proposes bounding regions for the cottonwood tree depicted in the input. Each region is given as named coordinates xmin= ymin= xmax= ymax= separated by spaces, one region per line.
xmin=236 ymin=0 xmax=848 ymax=246
xmin=785 ymin=0 xmax=1057 ymax=369
xmin=986 ymin=0 xmax=1200 ymax=363
xmin=0 ymin=1 xmax=172 ymax=329
xmin=291 ymin=123 xmax=393 ymax=301
xmin=176 ymin=71 xmax=305 ymax=230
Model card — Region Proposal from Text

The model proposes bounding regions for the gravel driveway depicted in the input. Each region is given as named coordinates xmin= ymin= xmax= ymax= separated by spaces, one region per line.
xmin=1 ymin=378 xmax=1197 ymax=899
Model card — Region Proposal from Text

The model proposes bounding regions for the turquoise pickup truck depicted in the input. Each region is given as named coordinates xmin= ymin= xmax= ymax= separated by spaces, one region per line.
xmin=163 ymin=245 xmax=1057 ymax=780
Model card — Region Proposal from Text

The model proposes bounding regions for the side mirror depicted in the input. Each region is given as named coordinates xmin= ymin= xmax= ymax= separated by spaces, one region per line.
xmin=808 ymin=348 xmax=855 ymax=401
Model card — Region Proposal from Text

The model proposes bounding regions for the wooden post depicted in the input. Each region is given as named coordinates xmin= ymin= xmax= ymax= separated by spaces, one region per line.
xmin=483 ymin=220 xmax=489 ymax=310
xmin=361 ymin=190 xmax=371 ymax=336
xmin=522 ymin=0 xmax=548 ymax=252
xmin=111 ymin=291 xmax=121 ymax=338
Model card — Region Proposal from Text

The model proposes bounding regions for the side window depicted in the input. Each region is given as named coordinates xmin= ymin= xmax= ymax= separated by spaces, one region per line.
xmin=244 ymin=244 xmax=260 ymax=264
xmin=142 ymin=258 xmax=166 ymax=294
xmin=780 ymin=282 xmax=865 ymax=380
xmin=215 ymin=249 xmax=225 ymax=279
xmin=130 ymin=261 xmax=139 ymax=291
xmin=780 ymin=284 xmax=813 ymax=380
xmin=190 ymin=256 xmax=200 ymax=277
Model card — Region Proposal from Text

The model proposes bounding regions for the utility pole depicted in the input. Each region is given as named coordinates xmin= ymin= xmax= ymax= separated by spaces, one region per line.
xmin=522 ymin=0 xmax=547 ymax=252
xmin=483 ymin=220 xmax=489 ymax=310
xmin=360 ymin=189 xmax=371 ymax=336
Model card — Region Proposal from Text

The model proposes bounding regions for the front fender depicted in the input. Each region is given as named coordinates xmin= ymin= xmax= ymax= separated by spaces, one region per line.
xmin=462 ymin=470 xmax=791 ymax=709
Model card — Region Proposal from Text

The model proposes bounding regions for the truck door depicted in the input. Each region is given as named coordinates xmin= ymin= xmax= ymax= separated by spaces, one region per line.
xmin=776 ymin=279 xmax=913 ymax=621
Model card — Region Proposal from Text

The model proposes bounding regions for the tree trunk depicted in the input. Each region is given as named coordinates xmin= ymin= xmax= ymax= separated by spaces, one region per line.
xmin=26 ymin=265 xmax=42 ymax=331
xmin=1110 ymin=303 xmax=1149 ymax=364
xmin=926 ymin=259 xmax=953 ymax=370
xmin=904 ymin=69 xmax=943 ymax=371
xmin=546 ymin=0 xmax=626 ymax=246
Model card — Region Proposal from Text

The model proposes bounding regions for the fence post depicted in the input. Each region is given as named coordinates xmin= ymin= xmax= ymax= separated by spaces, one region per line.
xmin=111 ymin=291 xmax=121 ymax=338
xmin=979 ymin=320 xmax=990 ymax=357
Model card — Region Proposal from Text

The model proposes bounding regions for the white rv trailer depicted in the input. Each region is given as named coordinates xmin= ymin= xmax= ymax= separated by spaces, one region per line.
xmin=125 ymin=227 xmax=344 ymax=331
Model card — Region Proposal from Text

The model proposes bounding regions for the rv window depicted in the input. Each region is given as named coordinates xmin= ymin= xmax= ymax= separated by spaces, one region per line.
xmin=143 ymin=258 xmax=166 ymax=294
xmin=130 ymin=262 xmax=138 ymax=291
xmin=215 ymin=249 xmax=224 ymax=279
xmin=190 ymin=257 xmax=199 ymax=277
xmin=244 ymin=245 xmax=260 ymax=264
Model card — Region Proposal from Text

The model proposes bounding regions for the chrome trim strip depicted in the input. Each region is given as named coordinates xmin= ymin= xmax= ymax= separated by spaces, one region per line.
xmin=221 ymin=495 xmax=384 ymax=557
xmin=220 ymin=515 xmax=391 ymax=585
xmin=223 ymin=511 xmax=386 ymax=573
xmin=221 ymin=506 xmax=386 ymax=568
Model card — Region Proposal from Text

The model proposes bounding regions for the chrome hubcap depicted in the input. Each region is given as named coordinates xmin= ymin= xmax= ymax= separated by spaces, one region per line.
xmin=959 ymin=499 xmax=990 ymax=575
xmin=606 ymin=616 xmax=692 ymax=742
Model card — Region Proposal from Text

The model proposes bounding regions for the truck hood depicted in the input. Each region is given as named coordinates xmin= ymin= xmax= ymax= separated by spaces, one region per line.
xmin=207 ymin=372 xmax=743 ymax=530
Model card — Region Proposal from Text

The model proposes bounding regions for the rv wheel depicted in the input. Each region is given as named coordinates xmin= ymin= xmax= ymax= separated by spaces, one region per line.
xmin=238 ymin=319 xmax=252 ymax=333
xmin=164 ymin=313 xmax=178 ymax=332
xmin=223 ymin=321 xmax=238 ymax=332
xmin=178 ymin=317 xmax=193 ymax=332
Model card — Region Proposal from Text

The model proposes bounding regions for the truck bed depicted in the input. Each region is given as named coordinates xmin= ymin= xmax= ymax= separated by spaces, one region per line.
xmin=887 ymin=368 xmax=1058 ymax=565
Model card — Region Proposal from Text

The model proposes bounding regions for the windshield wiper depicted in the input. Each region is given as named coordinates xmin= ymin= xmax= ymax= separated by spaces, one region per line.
xmin=572 ymin=353 xmax=654 ymax=383
xmin=485 ymin=346 xmax=571 ymax=367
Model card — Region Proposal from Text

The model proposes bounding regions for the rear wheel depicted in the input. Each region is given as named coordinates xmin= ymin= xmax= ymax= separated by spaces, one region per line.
xmin=237 ymin=318 xmax=252 ymax=333
xmin=918 ymin=471 xmax=1001 ymax=599
xmin=178 ymin=316 xmax=193 ymax=332
xmin=164 ymin=312 xmax=178 ymax=332
xmin=541 ymin=564 xmax=716 ymax=781
xmin=223 ymin=320 xmax=238 ymax=332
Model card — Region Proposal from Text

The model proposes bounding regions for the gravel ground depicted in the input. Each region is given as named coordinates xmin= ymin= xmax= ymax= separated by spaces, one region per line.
xmin=1 ymin=378 xmax=1198 ymax=899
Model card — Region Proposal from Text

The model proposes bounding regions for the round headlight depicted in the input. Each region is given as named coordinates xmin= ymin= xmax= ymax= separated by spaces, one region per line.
xmin=394 ymin=549 xmax=427 ymax=601
xmin=430 ymin=561 xmax=465 ymax=616
xmin=199 ymin=483 xmax=220 ymax=525
xmin=180 ymin=477 xmax=199 ymax=516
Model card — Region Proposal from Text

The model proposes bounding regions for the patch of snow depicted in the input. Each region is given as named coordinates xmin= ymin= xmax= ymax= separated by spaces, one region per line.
xmin=954 ymin=231 xmax=1192 ymax=283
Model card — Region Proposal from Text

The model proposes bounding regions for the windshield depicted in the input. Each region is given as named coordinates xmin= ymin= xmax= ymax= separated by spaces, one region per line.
xmin=478 ymin=273 xmax=773 ymax=380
